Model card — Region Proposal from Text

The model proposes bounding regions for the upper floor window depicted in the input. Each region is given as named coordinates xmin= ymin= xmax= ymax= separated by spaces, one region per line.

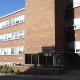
xmin=66 ymin=0 xmax=80 ymax=9
xmin=19 ymin=46 xmax=24 ymax=54
xmin=66 ymin=18 xmax=80 ymax=30
xmin=4 ymin=48 xmax=7 ymax=54
xmin=0 ymin=15 xmax=25 ymax=29
xmin=18 ymin=30 xmax=24 ymax=38
xmin=0 ymin=30 xmax=25 ymax=42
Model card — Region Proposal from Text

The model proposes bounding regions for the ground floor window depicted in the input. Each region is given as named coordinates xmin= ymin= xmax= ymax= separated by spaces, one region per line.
xmin=25 ymin=53 xmax=53 ymax=66
xmin=25 ymin=54 xmax=31 ymax=64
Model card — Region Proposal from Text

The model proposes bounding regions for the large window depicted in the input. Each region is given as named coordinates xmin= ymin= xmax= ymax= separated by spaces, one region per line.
xmin=11 ymin=47 xmax=14 ymax=54
xmin=0 ymin=30 xmax=24 ymax=42
xmin=12 ymin=32 xmax=16 ymax=39
xmin=66 ymin=18 xmax=80 ymax=30
xmin=25 ymin=54 xmax=31 ymax=64
xmin=66 ymin=20 xmax=74 ymax=30
xmin=67 ymin=0 xmax=80 ymax=9
xmin=75 ymin=41 xmax=80 ymax=53
xmin=1 ymin=48 xmax=4 ymax=55
xmin=0 ymin=46 xmax=24 ymax=55
xmin=8 ymin=33 xmax=12 ymax=40
xmin=10 ymin=18 xmax=15 ymax=25
xmin=0 ymin=35 xmax=2 ymax=41
xmin=19 ymin=15 xmax=25 ymax=23
xmin=0 ymin=48 xmax=1 ymax=54
xmin=7 ymin=48 xmax=11 ymax=55
xmin=4 ymin=48 xmax=7 ymax=54
xmin=0 ymin=15 xmax=25 ymax=29
xmin=19 ymin=46 xmax=24 ymax=54
xmin=0 ymin=23 xmax=2 ymax=29
xmin=5 ymin=20 xmax=9 ymax=27
xmin=18 ymin=30 xmax=24 ymax=38
xmin=15 ymin=17 xmax=20 ymax=24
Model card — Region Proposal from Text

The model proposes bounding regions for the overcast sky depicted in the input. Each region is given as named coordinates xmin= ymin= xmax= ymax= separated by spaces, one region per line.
xmin=0 ymin=0 xmax=25 ymax=17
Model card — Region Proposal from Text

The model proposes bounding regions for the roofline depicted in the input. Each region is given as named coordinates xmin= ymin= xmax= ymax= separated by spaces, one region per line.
xmin=0 ymin=8 xmax=25 ymax=19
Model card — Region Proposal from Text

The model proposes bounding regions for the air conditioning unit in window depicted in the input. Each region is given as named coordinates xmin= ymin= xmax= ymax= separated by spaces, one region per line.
xmin=73 ymin=25 xmax=76 ymax=30
xmin=73 ymin=25 xmax=76 ymax=28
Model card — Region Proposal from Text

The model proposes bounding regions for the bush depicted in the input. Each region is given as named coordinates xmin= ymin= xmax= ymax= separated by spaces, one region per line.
xmin=0 ymin=64 xmax=14 ymax=73
xmin=0 ymin=65 xmax=3 ymax=69
xmin=14 ymin=69 xmax=20 ymax=74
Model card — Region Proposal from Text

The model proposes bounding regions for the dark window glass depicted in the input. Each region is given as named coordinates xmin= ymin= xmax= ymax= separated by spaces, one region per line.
xmin=32 ymin=55 xmax=38 ymax=64
xmin=25 ymin=54 xmax=31 ymax=64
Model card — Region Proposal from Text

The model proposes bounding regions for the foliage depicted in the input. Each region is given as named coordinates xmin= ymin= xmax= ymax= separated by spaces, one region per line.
xmin=14 ymin=69 xmax=20 ymax=74
xmin=0 ymin=64 xmax=13 ymax=73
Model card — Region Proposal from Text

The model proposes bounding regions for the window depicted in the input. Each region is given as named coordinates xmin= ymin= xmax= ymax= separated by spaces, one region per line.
xmin=4 ymin=48 xmax=7 ymax=54
xmin=5 ymin=20 xmax=9 ymax=27
xmin=2 ymin=35 xmax=5 ymax=41
xmin=0 ymin=48 xmax=1 ymax=54
xmin=66 ymin=20 xmax=74 ymax=30
xmin=15 ymin=47 xmax=19 ymax=54
xmin=67 ymin=0 xmax=80 ymax=8
xmin=11 ymin=47 xmax=14 ymax=54
xmin=73 ymin=0 xmax=80 ymax=7
xmin=12 ymin=32 xmax=16 ymax=39
xmin=18 ymin=30 xmax=24 ymax=38
xmin=19 ymin=46 xmax=24 ymax=54
xmin=1 ymin=48 xmax=4 ymax=55
xmin=19 ymin=15 xmax=25 ymax=23
xmin=4 ymin=34 xmax=8 ymax=41
xmin=0 ymin=30 xmax=24 ymax=42
xmin=0 ymin=23 xmax=2 ymax=29
xmin=15 ymin=16 xmax=20 ymax=24
xmin=74 ymin=18 xmax=80 ymax=30
xmin=74 ymin=18 xmax=80 ymax=25
xmin=0 ymin=15 xmax=25 ymax=29
xmin=8 ymin=19 xmax=12 ymax=26
xmin=11 ymin=18 xmax=15 ymax=25
xmin=8 ymin=33 xmax=12 ymax=40
xmin=67 ymin=0 xmax=73 ymax=8
xmin=15 ymin=32 xmax=19 ymax=39
xmin=0 ymin=35 xmax=2 ymax=41
xmin=7 ymin=48 xmax=11 ymax=55
xmin=2 ymin=22 xmax=6 ymax=28
xmin=25 ymin=54 xmax=31 ymax=64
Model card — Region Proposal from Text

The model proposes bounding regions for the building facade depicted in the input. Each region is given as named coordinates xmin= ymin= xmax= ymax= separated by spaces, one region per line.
xmin=0 ymin=0 xmax=80 ymax=69
xmin=0 ymin=0 xmax=65 ymax=67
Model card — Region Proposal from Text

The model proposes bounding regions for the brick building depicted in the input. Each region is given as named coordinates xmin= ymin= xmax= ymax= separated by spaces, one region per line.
xmin=0 ymin=0 xmax=80 ymax=69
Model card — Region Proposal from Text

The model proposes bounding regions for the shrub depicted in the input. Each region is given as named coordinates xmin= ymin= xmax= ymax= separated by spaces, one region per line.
xmin=0 ymin=65 xmax=3 ymax=69
xmin=14 ymin=69 xmax=20 ymax=74
xmin=0 ymin=64 xmax=14 ymax=73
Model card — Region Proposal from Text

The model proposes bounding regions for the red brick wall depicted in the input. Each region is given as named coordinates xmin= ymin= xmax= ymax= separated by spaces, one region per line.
xmin=0 ymin=55 xmax=24 ymax=62
xmin=25 ymin=0 xmax=64 ymax=53
xmin=25 ymin=0 xmax=55 ymax=53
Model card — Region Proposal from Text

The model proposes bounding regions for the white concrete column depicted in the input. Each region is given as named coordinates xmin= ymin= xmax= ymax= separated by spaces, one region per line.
xmin=53 ymin=54 xmax=56 ymax=66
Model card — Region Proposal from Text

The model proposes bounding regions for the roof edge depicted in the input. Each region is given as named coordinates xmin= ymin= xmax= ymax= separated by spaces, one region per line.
xmin=0 ymin=8 xmax=25 ymax=19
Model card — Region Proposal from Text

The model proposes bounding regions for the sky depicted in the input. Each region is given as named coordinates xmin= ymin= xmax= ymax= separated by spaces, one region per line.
xmin=0 ymin=0 xmax=25 ymax=17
